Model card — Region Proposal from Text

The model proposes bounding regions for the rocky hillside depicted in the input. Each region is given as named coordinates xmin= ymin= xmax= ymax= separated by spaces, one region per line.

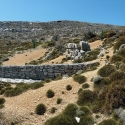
xmin=0 ymin=20 xmax=125 ymax=42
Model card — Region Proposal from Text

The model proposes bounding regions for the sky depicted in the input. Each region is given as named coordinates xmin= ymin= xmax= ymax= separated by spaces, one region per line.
xmin=0 ymin=0 xmax=125 ymax=26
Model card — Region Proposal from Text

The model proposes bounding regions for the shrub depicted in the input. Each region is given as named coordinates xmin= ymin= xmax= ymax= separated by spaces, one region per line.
xmin=0 ymin=86 xmax=13 ymax=95
xmin=110 ymin=54 xmax=123 ymax=63
xmin=66 ymin=85 xmax=72 ymax=91
xmin=78 ymin=88 xmax=83 ymax=95
xmin=0 ymin=98 xmax=5 ymax=105
xmin=31 ymin=82 xmax=44 ymax=89
xmin=79 ymin=115 xmax=94 ymax=125
xmin=98 ymin=65 xmax=116 ymax=77
xmin=3 ymin=82 xmax=11 ymax=87
xmin=45 ymin=114 xmax=78 ymax=125
xmin=46 ymin=89 xmax=55 ymax=98
xmin=45 ymin=79 xmax=52 ymax=83
xmin=94 ymin=77 xmax=111 ymax=92
xmin=73 ymin=74 xmax=86 ymax=84
xmin=56 ymin=98 xmax=63 ymax=104
xmin=0 ymin=104 xmax=4 ymax=109
xmin=55 ymin=75 xmax=62 ymax=80
xmin=82 ymin=83 xmax=90 ymax=89
xmin=83 ymin=49 xmax=100 ymax=61
xmin=114 ymin=36 xmax=125 ymax=51
xmin=45 ymin=103 xmax=94 ymax=125
xmin=98 ymin=119 xmax=117 ymax=125
xmin=92 ymin=99 xmax=105 ymax=113
xmin=4 ymin=87 xmax=23 ymax=97
xmin=102 ymin=79 xmax=125 ymax=113
xmin=79 ymin=106 xmax=92 ymax=116
xmin=35 ymin=103 xmax=46 ymax=115
xmin=63 ymin=103 xmax=78 ymax=117
xmin=50 ymin=107 xmax=57 ymax=113
xmin=120 ymin=64 xmax=125 ymax=71
xmin=109 ymin=71 xmax=125 ymax=82
xmin=62 ymin=91 xmax=65 ymax=94
xmin=16 ymin=83 xmax=30 ymax=91
xmin=118 ymin=48 xmax=125 ymax=58
xmin=77 ymin=90 xmax=97 ymax=106
xmin=106 ymin=30 xmax=116 ymax=38
xmin=73 ymin=58 xmax=83 ymax=63
xmin=122 ymin=58 xmax=125 ymax=63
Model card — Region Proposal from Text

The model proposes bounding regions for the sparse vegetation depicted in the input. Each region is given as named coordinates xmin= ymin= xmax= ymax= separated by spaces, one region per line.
xmin=77 ymin=90 xmax=97 ymax=106
xmin=35 ymin=103 xmax=46 ymax=115
xmin=82 ymin=83 xmax=90 ymax=89
xmin=56 ymin=98 xmax=63 ymax=104
xmin=73 ymin=74 xmax=86 ymax=84
xmin=98 ymin=65 xmax=116 ymax=77
xmin=46 ymin=89 xmax=55 ymax=98
xmin=98 ymin=119 xmax=117 ymax=125
xmin=114 ymin=36 xmax=125 ymax=51
xmin=66 ymin=84 xmax=72 ymax=91
xmin=50 ymin=107 xmax=57 ymax=113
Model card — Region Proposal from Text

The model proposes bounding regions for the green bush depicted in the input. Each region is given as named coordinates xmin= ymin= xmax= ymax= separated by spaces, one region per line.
xmin=66 ymin=85 xmax=72 ymax=91
xmin=119 ymin=64 xmax=125 ymax=71
xmin=55 ymin=75 xmax=62 ymax=80
xmin=77 ymin=90 xmax=97 ymax=106
xmin=83 ymin=49 xmax=100 ymax=61
xmin=118 ymin=48 xmax=125 ymax=58
xmin=0 ymin=104 xmax=4 ymax=109
xmin=73 ymin=74 xmax=86 ymax=84
xmin=79 ymin=115 xmax=94 ymax=125
xmin=122 ymin=58 xmax=125 ymax=63
xmin=16 ymin=83 xmax=30 ymax=91
xmin=4 ymin=87 xmax=23 ymax=97
xmin=56 ymin=98 xmax=63 ymax=104
xmin=0 ymin=98 xmax=5 ymax=105
xmin=0 ymin=86 xmax=13 ymax=95
xmin=102 ymin=79 xmax=125 ymax=113
xmin=45 ymin=114 xmax=78 ymax=125
xmin=35 ymin=103 xmax=46 ymax=115
xmin=82 ymin=83 xmax=90 ymax=89
xmin=98 ymin=65 xmax=116 ymax=77
xmin=78 ymin=88 xmax=83 ymax=95
xmin=109 ymin=71 xmax=125 ymax=82
xmin=79 ymin=106 xmax=92 ymax=116
xmin=110 ymin=54 xmax=123 ymax=63
xmin=98 ymin=119 xmax=117 ymax=125
xmin=50 ymin=107 xmax=57 ymax=113
xmin=31 ymin=82 xmax=44 ymax=89
xmin=73 ymin=58 xmax=83 ymax=63
xmin=94 ymin=77 xmax=111 ymax=92
xmin=45 ymin=79 xmax=52 ymax=83
xmin=2 ymin=82 xmax=11 ymax=87
xmin=63 ymin=103 xmax=78 ymax=117
xmin=45 ymin=103 xmax=94 ymax=125
xmin=114 ymin=36 xmax=125 ymax=51
xmin=46 ymin=89 xmax=55 ymax=98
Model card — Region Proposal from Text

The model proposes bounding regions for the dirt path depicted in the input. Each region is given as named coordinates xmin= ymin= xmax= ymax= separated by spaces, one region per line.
xmin=3 ymin=48 xmax=47 ymax=66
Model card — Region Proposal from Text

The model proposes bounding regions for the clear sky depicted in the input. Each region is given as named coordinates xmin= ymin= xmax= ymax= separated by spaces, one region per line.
xmin=0 ymin=0 xmax=125 ymax=26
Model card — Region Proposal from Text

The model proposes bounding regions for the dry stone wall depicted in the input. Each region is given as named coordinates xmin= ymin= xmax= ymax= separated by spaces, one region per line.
xmin=0 ymin=62 xmax=99 ymax=80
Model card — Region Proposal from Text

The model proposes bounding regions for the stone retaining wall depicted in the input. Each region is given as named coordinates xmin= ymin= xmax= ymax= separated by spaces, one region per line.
xmin=0 ymin=62 xmax=99 ymax=80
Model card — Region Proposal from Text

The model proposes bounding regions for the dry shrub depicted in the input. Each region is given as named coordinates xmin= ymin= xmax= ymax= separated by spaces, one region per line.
xmin=98 ymin=65 xmax=116 ymax=77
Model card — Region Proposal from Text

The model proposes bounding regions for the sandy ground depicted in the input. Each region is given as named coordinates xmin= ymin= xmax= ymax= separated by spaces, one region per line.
xmin=90 ymin=40 xmax=103 ymax=50
xmin=0 ymin=40 xmax=114 ymax=125
xmin=3 ymin=48 xmax=47 ymax=66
